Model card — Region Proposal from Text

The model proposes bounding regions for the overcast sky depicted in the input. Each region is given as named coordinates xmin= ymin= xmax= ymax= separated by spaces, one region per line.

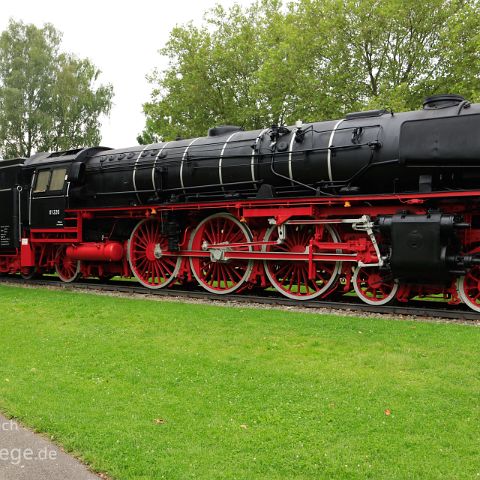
xmin=0 ymin=0 xmax=253 ymax=148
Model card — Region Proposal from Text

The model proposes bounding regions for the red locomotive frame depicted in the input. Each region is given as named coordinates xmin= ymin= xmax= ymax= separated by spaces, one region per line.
xmin=2 ymin=189 xmax=480 ymax=312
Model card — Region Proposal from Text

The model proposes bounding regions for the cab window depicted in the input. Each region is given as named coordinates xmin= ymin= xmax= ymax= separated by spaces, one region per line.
xmin=49 ymin=167 xmax=67 ymax=191
xmin=33 ymin=170 xmax=50 ymax=193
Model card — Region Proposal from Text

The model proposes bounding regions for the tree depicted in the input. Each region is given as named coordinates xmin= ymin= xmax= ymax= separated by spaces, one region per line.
xmin=0 ymin=20 xmax=113 ymax=159
xmin=139 ymin=2 xmax=282 ymax=143
xmin=300 ymin=0 xmax=480 ymax=112
xmin=139 ymin=0 xmax=480 ymax=142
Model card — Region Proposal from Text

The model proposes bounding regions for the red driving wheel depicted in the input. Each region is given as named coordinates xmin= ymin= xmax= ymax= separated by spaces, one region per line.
xmin=189 ymin=213 xmax=253 ymax=294
xmin=352 ymin=266 xmax=398 ymax=305
xmin=55 ymin=246 xmax=80 ymax=283
xmin=263 ymin=223 xmax=340 ymax=300
xmin=458 ymin=266 xmax=480 ymax=312
xmin=128 ymin=219 xmax=181 ymax=289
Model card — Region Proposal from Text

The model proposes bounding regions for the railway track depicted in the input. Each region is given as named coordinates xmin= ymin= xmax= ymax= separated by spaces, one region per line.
xmin=1 ymin=276 xmax=479 ymax=323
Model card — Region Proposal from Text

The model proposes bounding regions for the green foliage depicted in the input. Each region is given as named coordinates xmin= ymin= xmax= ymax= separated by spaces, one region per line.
xmin=140 ymin=0 xmax=480 ymax=141
xmin=0 ymin=20 xmax=113 ymax=158
xmin=0 ymin=285 xmax=480 ymax=479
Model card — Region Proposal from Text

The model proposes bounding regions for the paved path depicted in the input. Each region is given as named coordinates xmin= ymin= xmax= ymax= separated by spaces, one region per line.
xmin=0 ymin=414 xmax=101 ymax=480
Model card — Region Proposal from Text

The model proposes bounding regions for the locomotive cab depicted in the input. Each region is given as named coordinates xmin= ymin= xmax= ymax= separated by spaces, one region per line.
xmin=30 ymin=163 xmax=70 ymax=228
xmin=25 ymin=147 xmax=109 ymax=228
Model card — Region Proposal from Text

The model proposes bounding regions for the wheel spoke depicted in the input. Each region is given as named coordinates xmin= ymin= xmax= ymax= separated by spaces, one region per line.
xmin=280 ymin=264 xmax=295 ymax=286
xmin=275 ymin=263 xmax=291 ymax=277
xmin=301 ymin=268 xmax=310 ymax=292
xmin=204 ymin=228 xmax=215 ymax=245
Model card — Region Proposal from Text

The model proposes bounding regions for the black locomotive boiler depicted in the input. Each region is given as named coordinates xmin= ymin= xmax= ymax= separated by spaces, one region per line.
xmin=2 ymin=93 xmax=480 ymax=311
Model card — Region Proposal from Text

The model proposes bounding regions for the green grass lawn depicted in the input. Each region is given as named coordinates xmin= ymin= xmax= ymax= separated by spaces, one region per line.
xmin=0 ymin=285 xmax=479 ymax=479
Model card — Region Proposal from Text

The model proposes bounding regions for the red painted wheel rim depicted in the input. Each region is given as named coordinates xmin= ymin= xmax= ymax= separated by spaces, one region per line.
xmin=353 ymin=267 xmax=397 ymax=304
xmin=190 ymin=214 xmax=252 ymax=293
xmin=129 ymin=220 xmax=180 ymax=288
xmin=55 ymin=246 xmax=79 ymax=282
xmin=264 ymin=224 xmax=339 ymax=299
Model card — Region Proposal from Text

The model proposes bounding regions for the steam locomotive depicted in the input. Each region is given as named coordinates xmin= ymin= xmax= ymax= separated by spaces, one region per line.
xmin=2 ymin=93 xmax=480 ymax=312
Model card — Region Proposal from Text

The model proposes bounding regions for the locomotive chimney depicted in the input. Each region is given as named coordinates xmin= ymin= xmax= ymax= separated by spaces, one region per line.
xmin=422 ymin=94 xmax=465 ymax=110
